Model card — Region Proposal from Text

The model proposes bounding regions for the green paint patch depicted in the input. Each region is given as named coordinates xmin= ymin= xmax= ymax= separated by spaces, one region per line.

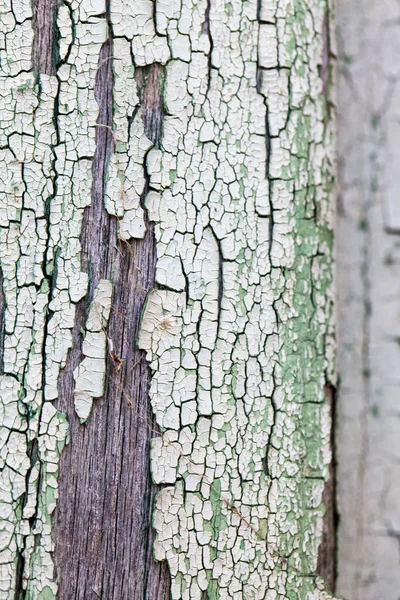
xmin=16 ymin=79 xmax=32 ymax=92
xmin=38 ymin=587 xmax=56 ymax=600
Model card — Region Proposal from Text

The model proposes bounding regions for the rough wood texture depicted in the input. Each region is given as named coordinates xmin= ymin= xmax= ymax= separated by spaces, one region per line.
xmin=53 ymin=32 xmax=170 ymax=600
xmin=32 ymin=0 xmax=57 ymax=75
xmin=0 ymin=0 xmax=337 ymax=597
xmin=317 ymin=384 xmax=338 ymax=594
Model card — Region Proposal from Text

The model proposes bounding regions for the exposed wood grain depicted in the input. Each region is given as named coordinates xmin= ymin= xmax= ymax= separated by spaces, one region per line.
xmin=32 ymin=0 xmax=57 ymax=75
xmin=52 ymin=29 xmax=170 ymax=600
xmin=30 ymin=0 xmax=338 ymax=596
xmin=135 ymin=64 xmax=165 ymax=146
xmin=317 ymin=383 xmax=338 ymax=593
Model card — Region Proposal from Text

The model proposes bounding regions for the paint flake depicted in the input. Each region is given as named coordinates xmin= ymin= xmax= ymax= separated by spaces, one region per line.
xmin=73 ymin=279 xmax=112 ymax=422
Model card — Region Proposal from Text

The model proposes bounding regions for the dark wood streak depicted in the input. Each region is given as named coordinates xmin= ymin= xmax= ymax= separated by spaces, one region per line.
xmin=317 ymin=383 xmax=338 ymax=593
xmin=32 ymin=0 xmax=57 ymax=75
xmin=52 ymin=29 xmax=170 ymax=600
xmin=318 ymin=10 xmax=332 ymax=117
xmin=135 ymin=64 xmax=165 ymax=146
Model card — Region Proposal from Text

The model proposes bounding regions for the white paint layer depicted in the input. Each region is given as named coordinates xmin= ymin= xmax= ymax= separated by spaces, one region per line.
xmin=74 ymin=280 xmax=112 ymax=422
xmin=136 ymin=0 xmax=338 ymax=598
xmin=0 ymin=1 xmax=106 ymax=596
xmin=0 ymin=0 xmax=338 ymax=597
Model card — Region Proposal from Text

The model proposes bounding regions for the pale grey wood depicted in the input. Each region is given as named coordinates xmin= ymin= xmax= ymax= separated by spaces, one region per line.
xmin=337 ymin=0 xmax=400 ymax=597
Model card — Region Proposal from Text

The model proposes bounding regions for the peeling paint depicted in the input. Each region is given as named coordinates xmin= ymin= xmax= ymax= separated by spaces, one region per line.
xmin=73 ymin=279 xmax=112 ymax=422
xmin=104 ymin=39 xmax=152 ymax=240
xmin=136 ymin=0 xmax=338 ymax=597
xmin=0 ymin=1 xmax=106 ymax=596
xmin=0 ymin=0 xmax=338 ymax=597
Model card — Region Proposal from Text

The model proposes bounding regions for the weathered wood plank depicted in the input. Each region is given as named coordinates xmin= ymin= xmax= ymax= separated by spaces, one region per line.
xmin=0 ymin=0 xmax=337 ymax=597
xmin=53 ymin=31 xmax=170 ymax=600
xmin=32 ymin=0 xmax=57 ymax=75
xmin=317 ymin=385 xmax=338 ymax=593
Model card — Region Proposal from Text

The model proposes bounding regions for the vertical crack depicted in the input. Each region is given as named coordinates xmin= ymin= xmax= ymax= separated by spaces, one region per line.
xmin=257 ymin=0 xmax=276 ymax=482
xmin=256 ymin=4 xmax=274 ymax=256
xmin=265 ymin=106 xmax=274 ymax=256
xmin=318 ymin=10 xmax=331 ymax=117
xmin=14 ymin=548 xmax=25 ymax=600
xmin=263 ymin=364 xmax=277 ymax=476
xmin=202 ymin=0 xmax=213 ymax=90
xmin=14 ymin=435 xmax=41 ymax=599
xmin=317 ymin=382 xmax=339 ymax=593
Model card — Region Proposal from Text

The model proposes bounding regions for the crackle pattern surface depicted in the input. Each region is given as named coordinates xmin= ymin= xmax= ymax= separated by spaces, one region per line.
xmin=0 ymin=0 xmax=337 ymax=597
xmin=136 ymin=0 xmax=337 ymax=597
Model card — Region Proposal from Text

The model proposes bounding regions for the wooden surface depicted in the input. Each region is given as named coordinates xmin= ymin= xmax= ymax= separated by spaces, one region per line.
xmin=317 ymin=384 xmax=338 ymax=593
xmin=31 ymin=1 xmax=337 ymax=597
xmin=32 ymin=0 xmax=57 ymax=75
xmin=50 ymin=15 xmax=170 ymax=600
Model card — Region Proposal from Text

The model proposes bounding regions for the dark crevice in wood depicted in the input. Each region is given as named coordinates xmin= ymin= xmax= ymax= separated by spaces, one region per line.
xmin=32 ymin=0 xmax=58 ymax=75
xmin=53 ymin=17 xmax=170 ymax=600
xmin=14 ymin=548 xmax=24 ymax=600
xmin=202 ymin=0 xmax=213 ymax=90
xmin=318 ymin=9 xmax=332 ymax=118
xmin=317 ymin=382 xmax=339 ymax=593
xmin=14 ymin=437 xmax=41 ymax=598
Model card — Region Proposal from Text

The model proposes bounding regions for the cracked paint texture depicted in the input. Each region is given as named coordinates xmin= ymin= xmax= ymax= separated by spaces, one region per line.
xmin=0 ymin=0 xmax=338 ymax=598
xmin=0 ymin=0 xmax=107 ymax=596
xmin=135 ymin=0 xmax=338 ymax=598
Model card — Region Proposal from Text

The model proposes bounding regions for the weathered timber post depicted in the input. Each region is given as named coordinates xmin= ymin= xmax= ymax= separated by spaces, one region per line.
xmin=0 ymin=0 xmax=339 ymax=598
